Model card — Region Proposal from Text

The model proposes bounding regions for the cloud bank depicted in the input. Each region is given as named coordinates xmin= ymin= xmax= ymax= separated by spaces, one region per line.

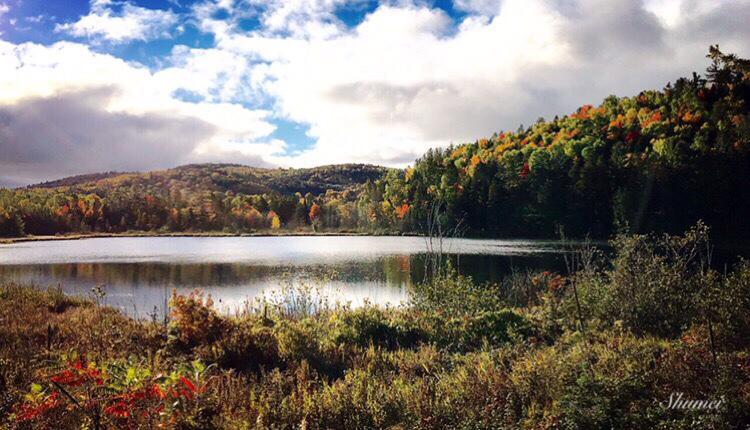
xmin=1 ymin=0 xmax=750 ymax=186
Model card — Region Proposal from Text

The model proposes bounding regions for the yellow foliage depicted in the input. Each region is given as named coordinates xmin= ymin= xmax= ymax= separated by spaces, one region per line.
xmin=405 ymin=168 xmax=415 ymax=182
xmin=494 ymin=142 xmax=515 ymax=155
xmin=451 ymin=147 xmax=467 ymax=159
xmin=625 ymin=108 xmax=637 ymax=124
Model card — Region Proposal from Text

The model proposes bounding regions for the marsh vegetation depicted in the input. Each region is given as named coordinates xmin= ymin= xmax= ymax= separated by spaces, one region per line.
xmin=1 ymin=225 xmax=749 ymax=429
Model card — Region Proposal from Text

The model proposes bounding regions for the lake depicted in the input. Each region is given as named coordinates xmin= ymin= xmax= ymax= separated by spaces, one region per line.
xmin=0 ymin=236 xmax=568 ymax=317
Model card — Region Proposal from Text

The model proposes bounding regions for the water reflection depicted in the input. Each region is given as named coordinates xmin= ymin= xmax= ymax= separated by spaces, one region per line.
xmin=0 ymin=237 xmax=567 ymax=317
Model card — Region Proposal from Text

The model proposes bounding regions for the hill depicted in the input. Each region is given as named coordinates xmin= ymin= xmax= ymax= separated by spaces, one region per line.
xmin=363 ymin=46 xmax=750 ymax=239
xmin=30 ymin=163 xmax=388 ymax=196
xmin=0 ymin=163 xmax=388 ymax=236
xmin=31 ymin=171 xmax=129 ymax=189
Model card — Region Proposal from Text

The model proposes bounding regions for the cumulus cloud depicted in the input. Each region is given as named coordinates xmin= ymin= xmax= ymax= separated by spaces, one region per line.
xmin=0 ymin=40 xmax=281 ymax=185
xmin=0 ymin=87 xmax=215 ymax=186
xmin=196 ymin=0 xmax=750 ymax=167
xmin=453 ymin=0 xmax=503 ymax=16
xmin=3 ymin=0 xmax=750 ymax=186
xmin=191 ymin=0 xmax=351 ymax=39
xmin=56 ymin=0 xmax=180 ymax=43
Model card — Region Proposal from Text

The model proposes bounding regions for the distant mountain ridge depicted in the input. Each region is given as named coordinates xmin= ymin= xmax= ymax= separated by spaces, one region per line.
xmin=30 ymin=171 xmax=130 ymax=189
xmin=29 ymin=163 xmax=389 ymax=196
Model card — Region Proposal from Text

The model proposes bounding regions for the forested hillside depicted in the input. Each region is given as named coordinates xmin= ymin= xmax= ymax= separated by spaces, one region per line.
xmin=0 ymin=164 xmax=388 ymax=236
xmin=369 ymin=47 xmax=750 ymax=239
xmin=1 ymin=47 xmax=749 ymax=239
xmin=30 ymin=164 xmax=387 ymax=196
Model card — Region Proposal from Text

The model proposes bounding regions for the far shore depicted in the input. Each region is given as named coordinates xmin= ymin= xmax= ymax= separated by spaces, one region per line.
xmin=0 ymin=230 xmax=419 ymax=244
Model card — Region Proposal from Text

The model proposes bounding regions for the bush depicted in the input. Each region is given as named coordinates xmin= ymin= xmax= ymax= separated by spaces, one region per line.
xmin=196 ymin=319 xmax=280 ymax=373
xmin=168 ymin=290 xmax=228 ymax=350
xmin=327 ymin=306 xmax=426 ymax=350
xmin=601 ymin=223 xmax=712 ymax=337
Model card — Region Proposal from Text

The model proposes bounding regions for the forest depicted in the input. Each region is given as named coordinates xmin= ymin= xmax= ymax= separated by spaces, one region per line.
xmin=374 ymin=46 xmax=750 ymax=239
xmin=1 ymin=47 xmax=749 ymax=239
xmin=0 ymin=164 xmax=388 ymax=237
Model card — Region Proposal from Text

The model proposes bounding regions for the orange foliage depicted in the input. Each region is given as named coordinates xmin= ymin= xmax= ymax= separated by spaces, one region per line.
xmin=451 ymin=147 xmax=467 ymax=159
xmin=395 ymin=203 xmax=410 ymax=220
xmin=309 ymin=203 xmax=321 ymax=222
xmin=571 ymin=104 xmax=593 ymax=120
xmin=682 ymin=111 xmax=702 ymax=124
xmin=494 ymin=142 xmax=515 ymax=155
xmin=641 ymin=111 xmax=662 ymax=128
xmin=56 ymin=204 xmax=70 ymax=217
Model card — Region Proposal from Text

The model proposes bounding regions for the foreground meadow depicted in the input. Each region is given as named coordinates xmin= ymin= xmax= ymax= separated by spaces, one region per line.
xmin=1 ymin=225 xmax=749 ymax=429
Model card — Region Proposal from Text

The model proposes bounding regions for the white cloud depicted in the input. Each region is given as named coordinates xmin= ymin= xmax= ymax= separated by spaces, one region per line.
xmin=190 ymin=0 xmax=350 ymax=40
xmin=3 ymin=0 xmax=750 ymax=185
xmin=453 ymin=0 xmax=503 ymax=16
xmin=191 ymin=0 xmax=750 ymax=168
xmin=0 ymin=3 xmax=9 ymax=17
xmin=0 ymin=40 xmax=280 ymax=184
xmin=56 ymin=0 xmax=179 ymax=43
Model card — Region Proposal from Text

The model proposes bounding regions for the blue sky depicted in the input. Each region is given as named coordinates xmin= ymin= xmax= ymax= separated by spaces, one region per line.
xmin=0 ymin=0 xmax=749 ymax=185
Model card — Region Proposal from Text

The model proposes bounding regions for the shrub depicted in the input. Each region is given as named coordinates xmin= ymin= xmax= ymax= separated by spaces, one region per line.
xmin=327 ymin=306 xmax=426 ymax=350
xmin=602 ymin=223 xmax=711 ymax=337
xmin=196 ymin=319 xmax=280 ymax=373
xmin=410 ymin=266 xmax=504 ymax=316
xmin=169 ymin=290 xmax=228 ymax=350
xmin=10 ymin=357 xmax=216 ymax=429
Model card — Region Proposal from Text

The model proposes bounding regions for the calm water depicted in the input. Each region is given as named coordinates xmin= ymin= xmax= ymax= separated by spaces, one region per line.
xmin=0 ymin=236 xmax=567 ymax=317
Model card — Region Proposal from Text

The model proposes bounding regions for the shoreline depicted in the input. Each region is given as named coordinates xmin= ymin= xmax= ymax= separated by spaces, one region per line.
xmin=2 ymin=232 xmax=746 ymax=251
xmin=0 ymin=230 xmax=418 ymax=244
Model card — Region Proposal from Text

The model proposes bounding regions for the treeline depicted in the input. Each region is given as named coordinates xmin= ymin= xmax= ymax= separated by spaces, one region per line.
xmin=0 ymin=183 xmax=388 ymax=236
xmin=2 ymin=48 xmax=749 ymax=239
xmin=0 ymin=164 xmax=392 ymax=237
xmin=370 ymin=47 xmax=750 ymax=239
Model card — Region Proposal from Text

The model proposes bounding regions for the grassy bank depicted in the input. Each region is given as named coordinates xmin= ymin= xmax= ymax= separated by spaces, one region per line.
xmin=1 ymin=225 xmax=749 ymax=429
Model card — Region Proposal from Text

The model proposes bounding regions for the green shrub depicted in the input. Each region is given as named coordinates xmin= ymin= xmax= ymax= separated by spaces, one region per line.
xmin=327 ymin=306 xmax=426 ymax=349
xmin=444 ymin=309 xmax=533 ymax=352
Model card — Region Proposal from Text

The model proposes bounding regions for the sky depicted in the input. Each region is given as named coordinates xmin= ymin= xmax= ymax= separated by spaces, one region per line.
xmin=0 ymin=0 xmax=749 ymax=186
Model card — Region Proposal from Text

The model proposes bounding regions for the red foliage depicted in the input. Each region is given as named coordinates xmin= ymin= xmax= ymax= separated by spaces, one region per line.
xmin=13 ymin=356 xmax=205 ymax=427
xmin=519 ymin=162 xmax=530 ymax=179
xmin=15 ymin=392 xmax=60 ymax=422
xmin=180 ymin=376 xmax=197 ymax=394
xmin=104 ymin=401 xmax=130 ymax=419
xmin=625 ymin=131 xmax=640 ymax=143
xmin=50 ymin=360 xmax=103 ymax=386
